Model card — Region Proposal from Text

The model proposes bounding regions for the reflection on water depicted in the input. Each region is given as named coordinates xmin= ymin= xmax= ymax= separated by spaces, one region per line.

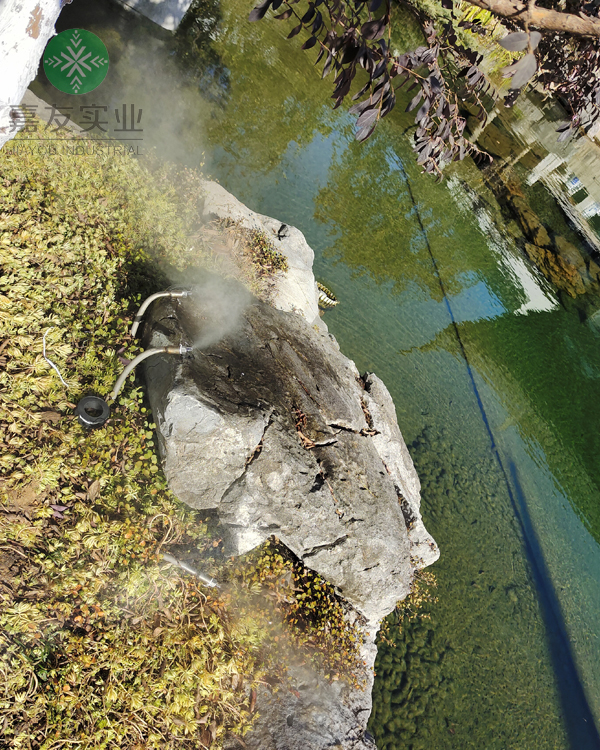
xmin=507 ymin=94 xmax=600 ymax=250
xmin=446 ymin=175 xmax=558 ymax=317
xmin=36 ymin=0 xmax=600 ymax=745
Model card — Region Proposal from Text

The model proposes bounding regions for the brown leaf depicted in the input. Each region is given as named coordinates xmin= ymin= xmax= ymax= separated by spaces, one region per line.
xmin=87 ymin=479 xmax=101 ymax=501
xmin=200 ymin=728 xmax=212 ymax=746
xmin=37 ymin=410 xmax=61 ymax=423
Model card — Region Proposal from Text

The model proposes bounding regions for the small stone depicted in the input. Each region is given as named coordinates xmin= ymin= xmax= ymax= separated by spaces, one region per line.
xmin=554 ymin=235 xmax=586 ymax=269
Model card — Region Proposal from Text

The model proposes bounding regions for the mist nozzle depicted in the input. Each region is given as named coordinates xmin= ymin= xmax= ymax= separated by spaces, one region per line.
xmin=131 ymin=290 xmax=193 ymax=338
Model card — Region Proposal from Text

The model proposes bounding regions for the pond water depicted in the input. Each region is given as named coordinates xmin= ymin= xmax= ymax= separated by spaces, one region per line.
xmin=33 ymin=1 xmax=600 ymax=747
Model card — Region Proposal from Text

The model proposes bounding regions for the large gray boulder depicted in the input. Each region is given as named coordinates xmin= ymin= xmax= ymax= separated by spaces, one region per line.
xmin=201 ymin=180 xmax=321 ymax=324
xmin=142 ymin=183 xmax=438 ymax=750
xmin=143 ymin=295 xmax=438 ymax=624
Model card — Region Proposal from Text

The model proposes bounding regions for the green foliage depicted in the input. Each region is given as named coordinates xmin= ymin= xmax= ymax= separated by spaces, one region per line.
xmin=378 ymin=569 xmax=438 ymax=648
xmin=0 ymin=130 xmax=264 ymax=749
xmin=198 ymin=218 xmax=289 ymax=299
xmin=246 ymin=229 xmax=289 ymax=277
xmin=233 ymin=538 xmax=364 ymax=687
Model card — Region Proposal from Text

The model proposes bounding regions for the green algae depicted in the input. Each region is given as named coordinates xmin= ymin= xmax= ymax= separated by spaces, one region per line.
xmin=370 ymin=427 xmax=568 ymax=750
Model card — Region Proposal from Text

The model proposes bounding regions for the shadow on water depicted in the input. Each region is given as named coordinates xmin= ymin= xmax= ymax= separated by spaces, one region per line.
xmin=396 ymin=152 xmax=600 ymax=748
xmin=508 ymin=462 xmax=600 ymax=749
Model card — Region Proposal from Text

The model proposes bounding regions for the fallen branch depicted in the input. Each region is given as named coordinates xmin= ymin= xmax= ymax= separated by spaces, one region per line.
xmin=465 ymin=0 xmax=600 ymax=38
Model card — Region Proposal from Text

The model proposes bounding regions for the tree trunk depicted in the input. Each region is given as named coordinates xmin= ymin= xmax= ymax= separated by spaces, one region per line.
xmin=0 ymin=0 xmax=64 ymax=149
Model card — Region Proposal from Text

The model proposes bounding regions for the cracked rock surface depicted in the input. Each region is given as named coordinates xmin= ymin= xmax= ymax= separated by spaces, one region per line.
xmin=143 ymin=296 xmax=437 ymax=624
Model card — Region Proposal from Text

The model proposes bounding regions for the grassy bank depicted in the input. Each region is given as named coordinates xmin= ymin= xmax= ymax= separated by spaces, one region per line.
xmin=0 ymin=129 xmax=358 ymax=749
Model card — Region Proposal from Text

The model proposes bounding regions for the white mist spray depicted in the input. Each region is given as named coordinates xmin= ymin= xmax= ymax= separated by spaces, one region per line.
xmin=188 ymin=275 xmax=252 ymax=350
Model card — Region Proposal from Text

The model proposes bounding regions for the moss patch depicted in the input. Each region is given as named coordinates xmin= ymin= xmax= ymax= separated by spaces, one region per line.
xmin=233 ymin=538 xmax=364 ymax=688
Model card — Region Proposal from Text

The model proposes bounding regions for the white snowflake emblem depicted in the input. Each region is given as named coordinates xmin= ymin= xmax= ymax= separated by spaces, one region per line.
xmin=44 ymin=30 xmax=108 ymax=94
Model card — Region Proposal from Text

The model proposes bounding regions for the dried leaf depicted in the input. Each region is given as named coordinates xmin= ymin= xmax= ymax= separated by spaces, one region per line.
xmin=88 ymin=479 xmax=100 ymax=501
xmin=37 ymin=410 xmax=61 ymax=423
xmin=499 ymin=32 xmax=529 ymax=52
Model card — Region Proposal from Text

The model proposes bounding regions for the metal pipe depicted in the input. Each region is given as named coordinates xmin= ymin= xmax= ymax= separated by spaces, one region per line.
xmin=109 ymin=345 xmax=192 ymax=401
xmin=162 ymin=552 xmax=221 ymax=589
xmin=130 ymin=290 xmax=192 ymax=338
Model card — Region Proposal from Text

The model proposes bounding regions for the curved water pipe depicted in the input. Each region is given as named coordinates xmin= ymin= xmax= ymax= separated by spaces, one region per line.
xmin=109 ymin=345 xmax=192 ymax=401
xmin=130 ymin=290 xmax=192 ymax=338
xmin=75 ymin=345 xmax=192 ymax=428
xmin=162 ymin=553 xmax=221 ymax=588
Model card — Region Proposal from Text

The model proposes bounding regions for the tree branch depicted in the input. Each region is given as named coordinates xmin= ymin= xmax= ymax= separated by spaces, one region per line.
xmin=465 ymin=0 xmax=600 ymax=37
xmin=0 ymin=0 xmax=64 ymax=148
